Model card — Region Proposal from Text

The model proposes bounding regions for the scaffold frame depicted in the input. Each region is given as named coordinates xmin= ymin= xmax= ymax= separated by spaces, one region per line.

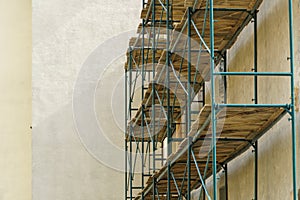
xmin=124 ymin=0 xmax=298 ymax=199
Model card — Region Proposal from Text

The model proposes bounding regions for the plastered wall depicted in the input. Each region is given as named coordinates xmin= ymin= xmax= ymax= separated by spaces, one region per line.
xmin=202 ymin=0 xmax=300 ymax=199
xmin=0 ymin=1 xmax=32 ymax=200
xmin=32 ymin=1 xmax=141 ymax=199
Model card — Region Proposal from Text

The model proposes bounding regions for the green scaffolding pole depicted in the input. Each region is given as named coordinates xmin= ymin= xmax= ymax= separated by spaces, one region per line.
xmin=166 ymin=0 xmax=172 ymax=199
xmin=209 ymin=0 xmax=217 ymax=199
xmin=288 ymin=0 xmax=298 ymax=199
xmin=125 ymin=67 xmax=128 ymax=200
xmin=152 ymin=0 xmax=156 ymax=199
xmin=141 ymin=18 xmax=145 ymax=200
xmin=187 ymin=6 xmax=192 ymax=200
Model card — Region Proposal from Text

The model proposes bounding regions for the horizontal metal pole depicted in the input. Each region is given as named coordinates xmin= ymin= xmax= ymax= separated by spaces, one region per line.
xmin=146 ymin=19 xmax=180 ymax=23
xmin=172 ymin=49 xmax=221 ymax=53
xmin=195 ymin=137 xmax=251 ymax=142
xmin=170 ymin=138 xmax=184 ymax=142
xmin=217 ymin=104 xmax=289 ymax=108
xmin=132 ymin=187 xmax=143 ymax=189
xmin=129 ymin=47 xmax=166 ymax=50
xmin=196 ymin=8 xmax=250 ymax=13
xmin=214 ymin=72 xmax=292 ymax=76
xmin=143 ymin=174 xmax=152 ymax=177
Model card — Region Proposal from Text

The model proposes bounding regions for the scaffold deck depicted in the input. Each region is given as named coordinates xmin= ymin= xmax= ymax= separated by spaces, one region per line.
xmin=135 ymin=105 xmax=286 ymax=199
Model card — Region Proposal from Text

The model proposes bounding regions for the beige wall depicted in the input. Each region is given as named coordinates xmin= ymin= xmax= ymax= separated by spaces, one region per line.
xmin=0 ymin=0 xmax=32 ymax=200
xmin=202 ymin=0 xmax=300 ymax=199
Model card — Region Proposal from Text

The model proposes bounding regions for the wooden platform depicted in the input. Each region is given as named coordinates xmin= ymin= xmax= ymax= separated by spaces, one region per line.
xmin=125 ymin=0 xmax=263 ymax=143
xmin=141 ymin=0 xmax=187 ymax=23
xmin=134 ymin=105 xmax=287 ymax=200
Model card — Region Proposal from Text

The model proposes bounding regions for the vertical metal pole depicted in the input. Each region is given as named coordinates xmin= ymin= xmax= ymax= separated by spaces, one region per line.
xmin=167 ymin=164 xmax=171 ymax=199
xmin=129 ymin=49 xmax=133 ymax=122
xmin=166 ymin=1 xmax=171 ymax=199
xmin=253 ymin=10 xmax=258 ymax=200
xmin=152 ymin=1 xmax=156 ymax=200
xmin=148 ymin=141 xmax=151 ymax=174
xmin=125 ymin=139 xmax=128 ymax=200
xmin=129 ymin=48 xmax=133 ymax=200
xmin=166 ymin=0 xmax=171 ymax=156
xmin=161 ymin=143 xmax=164 ymax=166
xmin=254 ymin=142 xmax=258 ymax=200
xmin=125 ymin=67 xmax=128 ymax=200
xmin=202 ymin=180 xmax=206 ymax=200
xmin=225 ymin=164 xmax=228 ymax=200
xmin=187 ymin=7 xmax=192 ymax=200
xmin=152 ymin=156 xmax=155 ymax=200
xmin=141 ymin=19 xmax=145 ymax=200
xmin=203 ymin=82 xmax=206 ymax=106
xmin=187 ymin=7 xmax=192 ymax=135
xmin=223 ymin=51 xmax=227 ymax=104
xmin=253 ymin=11 xmax=258 ymax=105
xmin=153 ymin=177 xmax=156 ymax=200
xmin=130 ymin=137 xmax=133 ymax=200
xmin=288 ymin=0 xmax=298 ymax=199
xmin=209 ymin=0 xmax=217 ymax=199
xmin=151 ymin=0 xmax=156 ymax=176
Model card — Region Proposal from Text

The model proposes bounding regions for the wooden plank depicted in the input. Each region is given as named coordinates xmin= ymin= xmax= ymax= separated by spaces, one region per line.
xmin=184 ymin=0 xmax=194 ymax=8
xmin=135 ymin=105 xmax=286 ymax=198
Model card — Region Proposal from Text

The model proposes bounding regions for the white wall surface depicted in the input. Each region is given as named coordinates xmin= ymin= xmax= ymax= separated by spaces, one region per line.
xmin=33 ymin=1 xmax=141 ymax=199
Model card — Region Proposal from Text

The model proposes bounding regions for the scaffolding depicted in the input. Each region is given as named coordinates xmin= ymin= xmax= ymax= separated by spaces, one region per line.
xmin=124 ymin=0 xmax=297 ymax=199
